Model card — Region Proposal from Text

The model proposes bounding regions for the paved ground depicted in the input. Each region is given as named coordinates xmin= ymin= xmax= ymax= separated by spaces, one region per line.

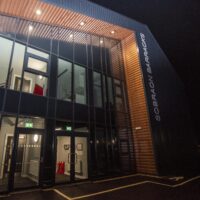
xmin=0 ymin=174 xmax=200 ymax=200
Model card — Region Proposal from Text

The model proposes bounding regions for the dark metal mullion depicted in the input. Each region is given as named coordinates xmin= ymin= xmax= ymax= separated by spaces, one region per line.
xmin=91 ymin=36 xmax=98 ymax=176
xmin=53 ymin=27 xmax=60 ymax=185
xmin=71 ymin=30 xmax=75 ymax=183
xmin=100 ymin=37 xmax=110 ymax=173
xmin=85 ymin=33 xmax=91 ymax=180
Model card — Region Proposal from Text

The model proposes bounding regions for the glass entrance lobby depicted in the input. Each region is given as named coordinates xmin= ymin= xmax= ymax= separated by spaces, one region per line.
xmin=0 ymin=14 xmax=134 ymax=193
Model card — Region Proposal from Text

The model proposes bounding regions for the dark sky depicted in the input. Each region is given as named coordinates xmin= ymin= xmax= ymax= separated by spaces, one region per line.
xmin=90 ymin=0 xmax=200 ymax=136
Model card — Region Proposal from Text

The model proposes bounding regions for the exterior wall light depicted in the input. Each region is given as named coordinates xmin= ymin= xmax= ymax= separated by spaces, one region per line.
xmin=135 ymin=127 xmax=142 ymax=130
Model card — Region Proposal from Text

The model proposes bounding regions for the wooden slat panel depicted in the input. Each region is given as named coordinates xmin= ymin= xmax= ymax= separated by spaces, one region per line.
xmin=0 ymin=0 xmax=133 ymax=41
xmin=122 ymin=34 xmax=157 ymax=175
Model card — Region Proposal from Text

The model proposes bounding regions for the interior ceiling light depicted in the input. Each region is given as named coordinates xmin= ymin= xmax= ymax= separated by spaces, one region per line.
xmin=33 ymin=134 xmax=39 ymax=143
xmin=111 ymin=30 xmax=115 ymax=34
xmin=38 ymin=75 xmax=43 ymax=80
xmin=80 ymin=21 xmax=85 ymax=26
xmin=100 ymin=40 xmax=103 ymax=44
xmin=36 ymin=9 xmax=42 ymax=16
xmin=69 ymin=34 xmax=73 ymax=38
xmin=28 ymin=25 xmax=33 ymax=32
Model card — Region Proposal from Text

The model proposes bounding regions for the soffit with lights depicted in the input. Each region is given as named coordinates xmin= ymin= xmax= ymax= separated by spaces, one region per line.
xmin=0 ymin=0 xmax=133 ymax=40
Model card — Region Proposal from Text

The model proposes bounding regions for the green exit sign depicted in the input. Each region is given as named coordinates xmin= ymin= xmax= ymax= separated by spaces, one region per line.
xmin=25 ymin=122 xmax=33 ymax=128
xmin=66 ymin=126 xmax=72 ymax=131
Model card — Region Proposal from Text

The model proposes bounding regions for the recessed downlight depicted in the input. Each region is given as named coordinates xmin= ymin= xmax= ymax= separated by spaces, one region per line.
xmin=80 ymin=21 xmax=85 ymax=26
xmin=36 ymin=9 xmax=42 ymax=16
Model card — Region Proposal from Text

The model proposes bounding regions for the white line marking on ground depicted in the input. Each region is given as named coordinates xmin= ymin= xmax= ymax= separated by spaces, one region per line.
xmin=53 ymin=189 xmax=73 ymax=200
xmin=72 ymin=181 xmax=149 ymax=200
xmin=93 ymin=174 xmax=139 ymax=183
xmin=56 ymin=175 xmax=200 ymax=200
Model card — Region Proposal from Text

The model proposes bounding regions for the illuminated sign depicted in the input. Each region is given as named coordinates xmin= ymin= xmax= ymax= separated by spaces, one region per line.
xmin=66 ymin=126 xmax=72 ymax=131
xmin=25 ymin=122 xmax=33 ymax=128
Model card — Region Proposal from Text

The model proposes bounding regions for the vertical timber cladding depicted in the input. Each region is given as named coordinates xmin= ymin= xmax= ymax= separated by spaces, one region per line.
xmin=122 ymin=33 xmax=157 ymax=174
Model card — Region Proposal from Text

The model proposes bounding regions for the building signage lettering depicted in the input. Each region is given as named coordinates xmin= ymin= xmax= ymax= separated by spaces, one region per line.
xmin=140 ymin=33 xmax=161 ymax=122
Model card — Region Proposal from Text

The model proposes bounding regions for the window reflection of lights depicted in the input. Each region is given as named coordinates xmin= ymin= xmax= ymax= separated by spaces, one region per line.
xmin=28 ymin=25 xmax=33 ymax=32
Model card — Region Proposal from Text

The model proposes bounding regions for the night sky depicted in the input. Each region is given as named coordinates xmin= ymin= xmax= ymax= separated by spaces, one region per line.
xmin=90 ymin=0 xmax=200 ymax=140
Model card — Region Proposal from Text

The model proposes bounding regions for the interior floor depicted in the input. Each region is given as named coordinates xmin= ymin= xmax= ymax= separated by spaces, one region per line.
xmin=0 ymin=176 xmax=37 ymax=192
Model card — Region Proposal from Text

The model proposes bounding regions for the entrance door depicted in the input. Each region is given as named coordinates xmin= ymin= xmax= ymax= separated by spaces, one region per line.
xmin=13 ymin=130 xmax=43 ymax=189
xmin=55 ymin=134 xmax=88 ymax=184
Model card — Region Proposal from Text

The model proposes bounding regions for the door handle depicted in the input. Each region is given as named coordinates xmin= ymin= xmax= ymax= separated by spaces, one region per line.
xmin=75 ymin=153 xmax=78 ymax=164
xmin=68 ymin=153 xmax=70 ymax=164
xmin=40 ymin=157 xmax=44 ymax=163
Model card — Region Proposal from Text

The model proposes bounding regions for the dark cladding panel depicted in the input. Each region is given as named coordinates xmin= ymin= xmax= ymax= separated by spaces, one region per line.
xmin=59 ymin=41 xmax=73 ymax=61
xmin=49 ymin=55 xmax=57 ymax=98
xmin=20 ymin=93 xmax=47 ymax=116
xmin=74 ymin=32 xmax=87 ymax=66
xmin=136 ymin=29 xmax=199 ymax=175
xmin=56 ymin=100 xmax=73 ymax=120
xmin=42 ymin=118 xmax=54 ymax=186
xmin=4 ymin=90 xmax=20 ymax=113
xmin=95 ymin=108 xmax=105 ymax=124
xmin=47 ymin=98 xmax=56 ymax=118
xmin=28 ymin=22 xmax=51 ymax=52
xmin=74 ymin=104 xmax=88 ymax=122
xmin=0 ymin=88 xmax=5 ymax=111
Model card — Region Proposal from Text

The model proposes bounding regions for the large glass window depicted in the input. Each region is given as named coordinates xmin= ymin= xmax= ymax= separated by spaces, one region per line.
xmin=74 ymin=65 xmax=86 ymax=105
xmin=22 ymin=72 xmax=48 ymax=96
xmin=0 ymin=37 xmax=13 ymax=88
xmin=8 ymin=42 xmax=25 ymax=91
xmin=114 ymin=79 xmax=124 ymax=112
xmin=27 ymin=47 xmax=49 ymax=59
xmin=93 ymin=72 xmax=102 ymax=108
xmin=57 ymin=59 xmax=72 ymax=101
xmin=27 ymin=57 xmax=48 ymax=73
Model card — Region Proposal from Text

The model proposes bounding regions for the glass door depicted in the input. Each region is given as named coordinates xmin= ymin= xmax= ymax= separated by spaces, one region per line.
xmin=74 ymin=136 xmax=88 ymax=181
xmin=13 ymin=131 xmax=43 ymax=189
xmin=55 ymin=136 xmax=71 ymax=184
xmin=55 ymin=134 xmax=88 ymax=184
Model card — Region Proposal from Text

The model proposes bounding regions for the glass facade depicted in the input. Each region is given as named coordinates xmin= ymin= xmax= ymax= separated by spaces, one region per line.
xmin=0 ymin=14 xmax=134 ymax=192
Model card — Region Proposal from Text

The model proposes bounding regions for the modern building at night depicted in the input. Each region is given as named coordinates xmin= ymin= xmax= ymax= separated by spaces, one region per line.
xmin=0 ymin=0 xmax=198 ymax=193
